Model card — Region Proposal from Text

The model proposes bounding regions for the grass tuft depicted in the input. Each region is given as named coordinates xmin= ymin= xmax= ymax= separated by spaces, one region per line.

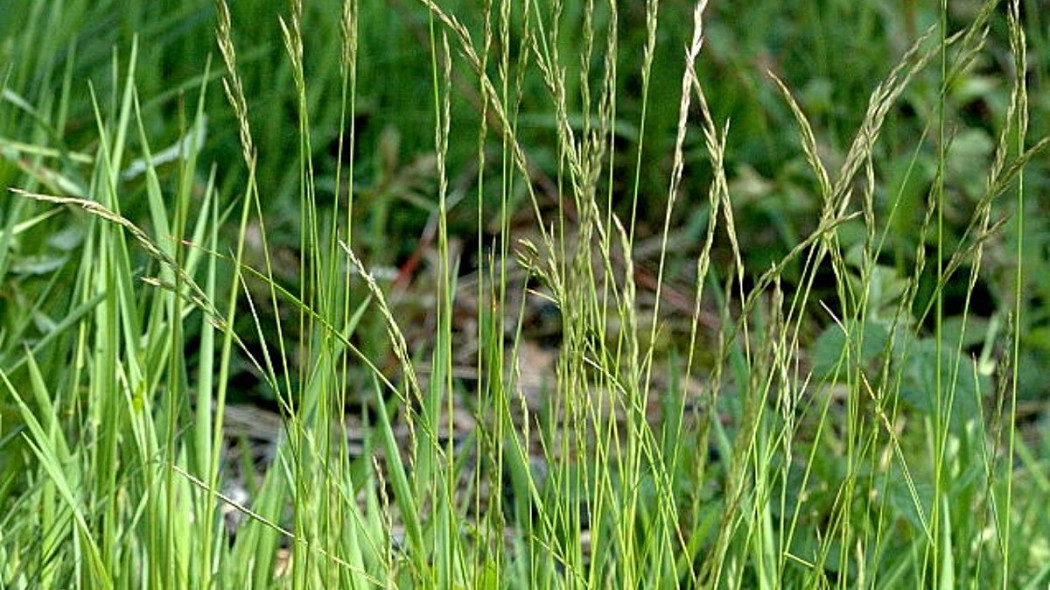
xmin=1 ymin=0 xmax=1048 ymax=588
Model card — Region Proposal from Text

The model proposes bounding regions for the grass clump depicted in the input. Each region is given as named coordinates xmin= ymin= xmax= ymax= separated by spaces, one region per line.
xmin=1 ymin=0 xmax=1049 ymax=588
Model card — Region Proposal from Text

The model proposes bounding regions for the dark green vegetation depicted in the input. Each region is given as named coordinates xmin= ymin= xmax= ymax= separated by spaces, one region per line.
xmin=1 ymin=0 xmax=1049 ymax=588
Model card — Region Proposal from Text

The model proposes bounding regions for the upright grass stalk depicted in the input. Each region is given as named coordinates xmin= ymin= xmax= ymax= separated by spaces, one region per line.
xmin=1002 ymin=0 xmax=1028 ymax=585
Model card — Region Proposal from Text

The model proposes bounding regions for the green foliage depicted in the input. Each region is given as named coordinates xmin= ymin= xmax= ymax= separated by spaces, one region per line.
xmin=1 ymin=0 xmax=1049 ymax=588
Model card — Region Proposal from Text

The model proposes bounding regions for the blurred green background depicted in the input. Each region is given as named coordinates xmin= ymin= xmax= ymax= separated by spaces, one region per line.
xmin=2 ymin=0 xmax=1048 ymax=402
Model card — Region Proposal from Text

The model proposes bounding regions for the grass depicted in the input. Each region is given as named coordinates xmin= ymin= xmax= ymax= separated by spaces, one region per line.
xmin=1 ymin=0 xmax=1049 ymax=588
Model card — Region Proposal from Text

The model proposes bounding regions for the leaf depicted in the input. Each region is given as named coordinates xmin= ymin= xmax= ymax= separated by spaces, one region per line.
xmin=812 ymin=320 xmax=891 ymax=380
xmin=11 ymin=254 xmax=68 ymax=275
xmin=897 ymin=339 xmax=988 ymax=433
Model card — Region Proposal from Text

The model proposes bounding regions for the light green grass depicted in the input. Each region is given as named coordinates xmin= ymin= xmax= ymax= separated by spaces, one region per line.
xmin=2 ymin=0 xmax=1049 ymax=588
